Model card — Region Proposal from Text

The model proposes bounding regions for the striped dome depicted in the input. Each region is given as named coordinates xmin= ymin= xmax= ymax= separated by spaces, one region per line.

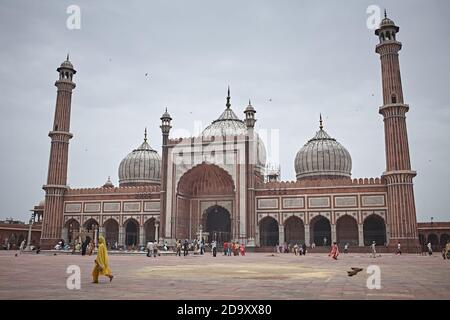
xmin=294 ymin=126 xmax=352 ymax=180
xmin=118 ymin=135 xmax=161 ymax=186
xmin=201 ymin=92 xmax=266 ymax=169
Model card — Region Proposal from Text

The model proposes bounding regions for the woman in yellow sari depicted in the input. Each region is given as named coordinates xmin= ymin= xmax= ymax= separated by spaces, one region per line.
xmin=92 ymin=236 xmax=114 ymax=283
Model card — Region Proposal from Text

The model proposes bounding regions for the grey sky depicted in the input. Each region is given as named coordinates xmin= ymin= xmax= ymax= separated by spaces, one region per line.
xmin=0 ymin=0 xmax=449 ymax=223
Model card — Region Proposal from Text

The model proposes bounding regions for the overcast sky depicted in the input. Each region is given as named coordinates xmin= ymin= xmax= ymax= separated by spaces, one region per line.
xmin=0 ymin=0 xmax=449 ymax=223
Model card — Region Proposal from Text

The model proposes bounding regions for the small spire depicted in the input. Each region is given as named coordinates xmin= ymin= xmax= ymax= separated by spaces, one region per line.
xmin=144 ymin=127 xmax=147 ymax=142
xmin=384 ymin=8 xmax=387 ymax=18
xmin=66 ymin=53 xmax=70 ymax=61
xmin=319 ymin=113 xmax=323 ymax=130
xmin=248 ymin=99 xmax=252 ymax=106
xmin=165 ymin=107 xmax=168 ymax=113
xmin=226 ymin=86 xmax=231 ymax=109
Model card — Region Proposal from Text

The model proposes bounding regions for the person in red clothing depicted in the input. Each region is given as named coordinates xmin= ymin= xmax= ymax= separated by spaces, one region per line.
xmin=240 ymin=243 xmax=245 ymax=256
xmin=223 ymin=242 xmax=228 ymax=256
xmin=328 ymin=242 xmax=340 ymax=260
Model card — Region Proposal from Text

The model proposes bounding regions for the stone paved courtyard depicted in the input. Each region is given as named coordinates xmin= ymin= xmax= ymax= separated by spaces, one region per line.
xmin=0 ymin=251 xmax=449 ymax=300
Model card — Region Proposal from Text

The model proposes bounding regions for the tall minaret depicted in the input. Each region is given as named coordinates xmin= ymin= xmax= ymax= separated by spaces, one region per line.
xmin=375 ymin=12 xmax=419 ymax=250
xmin=159 ymin=108 xmax=172 ymax=243
xmin=244 ymin=99 xmax=256 ymax=246
xmin=40 ymin=55 xmax=76 ymax=248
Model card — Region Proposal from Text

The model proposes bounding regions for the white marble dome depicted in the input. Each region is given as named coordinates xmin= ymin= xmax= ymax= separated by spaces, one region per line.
xmin=294 ymin=125 xmax=352 ymax=180
xmin=118 ymin=135 xmax=161 ymax=186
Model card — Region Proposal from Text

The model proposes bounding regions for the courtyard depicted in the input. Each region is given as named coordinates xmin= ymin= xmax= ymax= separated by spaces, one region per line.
xmin=0 ymin=251 xmax=449 ymax=300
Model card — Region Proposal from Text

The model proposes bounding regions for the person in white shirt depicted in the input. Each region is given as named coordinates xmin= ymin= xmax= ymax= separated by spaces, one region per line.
xmin=370 ymin=241 xmax=377 ymax=258
xmin=19 ymin=240 xmax=26 ymax=253
xmin=146 ymin=241 xmax=154 ymax=257
xmin=211 ymin=240 xmax=217 ymax=257
xmin=427 ymin=242 xmax=433 ymax=256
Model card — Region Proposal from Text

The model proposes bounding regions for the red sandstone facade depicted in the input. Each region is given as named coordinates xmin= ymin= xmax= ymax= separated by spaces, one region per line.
xmin=34 ymin=15 xmax=439 ymax=252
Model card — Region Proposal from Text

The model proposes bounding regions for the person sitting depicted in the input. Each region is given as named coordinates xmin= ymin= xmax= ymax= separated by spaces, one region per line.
xmin=54 ymin=241 xmax=62 ymax=250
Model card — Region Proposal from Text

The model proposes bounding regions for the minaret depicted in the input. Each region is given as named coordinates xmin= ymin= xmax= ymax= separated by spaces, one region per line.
xmin=244 ymin=99 xmax=256 ymax=246
xmin=159 ymin=108 xmax=172 ymax=243
xmin=40 ymin=55 xmax=76 ymax=248
xmin=375 ymin=12 xmax=419 ymax=250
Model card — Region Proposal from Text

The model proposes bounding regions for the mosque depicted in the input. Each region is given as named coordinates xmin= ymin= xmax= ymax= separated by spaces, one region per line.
xmin=36 ymin=14 xmax=422 ymax=251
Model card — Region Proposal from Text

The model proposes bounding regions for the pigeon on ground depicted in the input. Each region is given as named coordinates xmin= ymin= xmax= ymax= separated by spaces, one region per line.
xmin=347 ymin=267 xmax=364 ymax=276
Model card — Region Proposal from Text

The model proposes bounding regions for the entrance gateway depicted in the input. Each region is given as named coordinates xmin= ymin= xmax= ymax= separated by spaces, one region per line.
xmin=203 ymin=205 xmax=231 ymax=244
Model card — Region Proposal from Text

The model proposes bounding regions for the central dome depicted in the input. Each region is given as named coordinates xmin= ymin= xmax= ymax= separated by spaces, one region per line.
xmin=294 ymin=118 xmax=352 ymax=180
xmin=202 ymin=107 xmax=247 ymax=137
xmin=201 ymin=89 xmax=266 ymax=168
xmin=202 ymin=88 xmax=247 ymax=137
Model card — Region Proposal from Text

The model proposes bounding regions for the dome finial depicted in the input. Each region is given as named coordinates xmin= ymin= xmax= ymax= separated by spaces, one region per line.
xmin=319 ymin=113 xmax=323 ymax=130
xmin=66 ymin=53 xmax=70 ymax=61
xmin=226 ymin=86 xmax=231 ymax=109
xmin=144 ymin=127 xmax=147 ymax=142
xmin=384 ymin=8 xmax=387 ymax=18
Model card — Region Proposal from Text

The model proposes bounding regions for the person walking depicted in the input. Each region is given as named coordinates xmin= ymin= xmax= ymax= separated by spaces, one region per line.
xmin=396 ymin=242 xmax=402 ymax=255
xmin=293 ymin=244 xmax=299 ymax=256
xmin=223 ymin=242 xmax=228 ymax=256
xmin=240 ymin=243 xmax=245 ymax=256
xmin=329 ymin=242 xmax=339 ymax=260
xmin=183 ymin=239 xmax=189 ymax=256
xmin=212 ymin=240 xmax=217 ymax=257
xmin=427 ymin=242 xmax=433 ymax=256
xmin=370 ymin=241 xmax=377 ymax=258
xmin=200 ymin=238 xmax=205 ymax=255
xmin=344 ymin=243 xmax=349 ymax=254
xmin=445 ymin=242 xmax=450 ymax=260
xmin=88 ymin=242 xmax=95 ymax=256
xmin=19 ymin=239 xmax=26 ymax=254
xmin=81 ymin=237 xmax=90 ymax=256
xmin=146 ymin=241 xmax=154 ymax=257
xmin=176 ymin=239 xmax=182 ymax=257
xmin=153 ymin=243 xmax=158 ymax=257
xmin=92 ymin=236 xmax=113 ymax=283
xmin=302 ymin=243 xmax=307 ymax=256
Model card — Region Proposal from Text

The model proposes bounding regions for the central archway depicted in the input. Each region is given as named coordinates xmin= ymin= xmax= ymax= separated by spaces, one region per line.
xmin=176 ymin=162 xmax=236 ymax=241
xmin=203 ymin=205 xmax=231 ymax=244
